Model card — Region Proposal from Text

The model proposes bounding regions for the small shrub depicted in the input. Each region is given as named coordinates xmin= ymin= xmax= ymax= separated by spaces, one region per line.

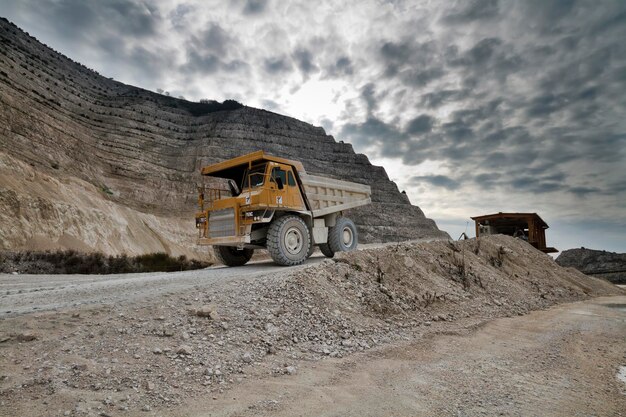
xmin=100 ymin=185 xmax=113 ymax=195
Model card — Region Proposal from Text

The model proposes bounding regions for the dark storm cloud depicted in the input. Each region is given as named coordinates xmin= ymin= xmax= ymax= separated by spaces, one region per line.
xmin=26 ymin=0 xmax=160 ymax=39
xmin=242 ymin=0 xmax=268 ymax=15
xmin=514 ymin=0 xmax=579 ymax=34
xmin=380 ymin=40 xmax=413 ymax=63
xmin=361 ymin=83 xmax=378 ymax=114
xmin=406 ymin=115 xmax=434 ymax=135
xmin=447 ymin=37 xmax=524 ymax=82
xmin=420 ymin=89 xmax=470 ymax=108
xmin=378 ymin=39 xmax=446 ymax=87
xmin=470 ymin=168 xmax=615 ymax=199
xmin=526 ymin=93 xmax=570 ymax=118
xmin=473 ymin=173 xmax=500 ymax=188
xmin=341 ymin=116 xmax=407 ymax=156
xmin=508 ymin=177 xmax=562 ymax=194
xmin=183 ymin=51 xmax=221 ymax=73
xmin=263 ymin=56 xmax=292 ymax=74
xmin=168 ymin=3 xmax=194 ymax=30
xmin=292 ymin=48 xmax=318 ymax=75
xmin=182 ymin=23 xmax=248 ymax=75
xmin=410 ymin=175 xmax=461 ymax=190
xmin=455 ymin=37 xmax=502 ymax=67
xmin=568 ymin=186 xmax=602 ymax=197
xmin=126 ymin=46 xmax=173 ymax=79
xmin=325 ymin=56 xmax=354 ymax=77
xmin=440 ymin=0 xmax=500 ymax=24
xmin=197 ymin=23 xmax=231 ymax=55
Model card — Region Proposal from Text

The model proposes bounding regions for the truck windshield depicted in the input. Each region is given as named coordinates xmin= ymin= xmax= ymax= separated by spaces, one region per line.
xmin=242 ymin=164 xmax=267 ymax=189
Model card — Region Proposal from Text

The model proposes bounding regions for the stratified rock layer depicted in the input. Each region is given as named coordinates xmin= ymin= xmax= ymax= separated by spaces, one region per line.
xmin=0 ymin=18 xmax=448 ymax=257
xmin=556 ymin=248 xmax=626 ymax=284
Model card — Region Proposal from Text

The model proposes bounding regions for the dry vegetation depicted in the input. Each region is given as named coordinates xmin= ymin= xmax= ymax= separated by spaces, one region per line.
xmin=0 ymin=250 xmax=211 ymax=274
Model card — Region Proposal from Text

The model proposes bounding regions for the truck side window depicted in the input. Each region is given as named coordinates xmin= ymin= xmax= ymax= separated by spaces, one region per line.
xmin=287 ymin=171 xmax=296 ymax=187
xmin=271 ymin=167 xmax=287 ymax=187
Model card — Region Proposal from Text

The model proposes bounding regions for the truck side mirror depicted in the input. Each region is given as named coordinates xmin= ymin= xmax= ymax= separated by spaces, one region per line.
xmin=228 ymin=179 xmax=240 ymax=196
xmin=276 ymin=177 xmax=284 ymax=190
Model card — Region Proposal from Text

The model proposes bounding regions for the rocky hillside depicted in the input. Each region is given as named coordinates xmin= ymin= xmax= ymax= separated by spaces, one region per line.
xmin=556 ymin=248 xmax=626 ymax=284
xmin=0 ymin=18 xmax=448 ymax=258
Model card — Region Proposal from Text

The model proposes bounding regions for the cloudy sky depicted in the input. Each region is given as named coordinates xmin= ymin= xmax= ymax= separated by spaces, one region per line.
xmin=2 ymin=0 xmax=625 ymax=252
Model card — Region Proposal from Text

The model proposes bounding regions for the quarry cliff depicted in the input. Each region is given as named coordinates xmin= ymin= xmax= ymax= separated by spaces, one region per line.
xmin=556 ymin=247 xmax=626 ymax=284
xmin=0 ymin=18 xmax=448 ymax=258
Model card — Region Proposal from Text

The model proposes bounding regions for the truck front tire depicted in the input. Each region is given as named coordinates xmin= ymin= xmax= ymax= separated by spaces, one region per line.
xmin=214 ymin=246 xmax=254 ymax=267
xmin=267 ymin=215 xmax=311 ymax=266
xmin=328 ymin=217 xmax=358 ymax=253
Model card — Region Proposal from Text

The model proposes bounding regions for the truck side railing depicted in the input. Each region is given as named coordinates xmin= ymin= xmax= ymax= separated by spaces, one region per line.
xmin=198 ymin=186 xmax=232 ymax=211
xmin=197 ymin=186 xmax=232 ymax=239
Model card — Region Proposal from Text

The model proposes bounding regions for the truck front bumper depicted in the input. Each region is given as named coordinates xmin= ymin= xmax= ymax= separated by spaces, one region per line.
xmin=197 ymin=235 xmax=250 ymax=246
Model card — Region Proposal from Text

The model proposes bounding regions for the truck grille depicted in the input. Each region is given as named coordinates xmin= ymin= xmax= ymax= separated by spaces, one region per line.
xmin=209 ymin=208 xmax=236 ymax=238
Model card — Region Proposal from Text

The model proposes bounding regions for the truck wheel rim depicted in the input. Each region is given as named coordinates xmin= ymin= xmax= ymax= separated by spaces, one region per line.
xmin=285 ymin=227 xmax=303 ymax=254
xmin=342 ymin=227 xmax=354 ymax=247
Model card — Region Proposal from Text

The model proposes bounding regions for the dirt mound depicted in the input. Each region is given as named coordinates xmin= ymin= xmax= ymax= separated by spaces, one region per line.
xmin=0 ymin=236 xmax=622 ymax=416
xmin=292 ymin=235 xmax=619 ymax=322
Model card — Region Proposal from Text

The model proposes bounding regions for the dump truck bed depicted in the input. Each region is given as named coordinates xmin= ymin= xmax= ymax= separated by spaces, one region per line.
xmin=299 ymin=173 xmax=371 ymax=217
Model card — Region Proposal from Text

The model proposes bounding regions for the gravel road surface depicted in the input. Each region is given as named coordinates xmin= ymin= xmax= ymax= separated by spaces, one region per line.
xmin=0 ymin=256 xmax=325 ymax=317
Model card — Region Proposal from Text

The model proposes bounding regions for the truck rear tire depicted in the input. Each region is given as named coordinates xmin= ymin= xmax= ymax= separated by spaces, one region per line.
xmin=214 ymin=246 xmax=254 ymax=267
xmin=319 ymin=243 xmax=335 ymax=258
xmin=267 ymin=215 xmax=310 ymax=266
xmin=328 ymin=217 xmax=358 ymax=253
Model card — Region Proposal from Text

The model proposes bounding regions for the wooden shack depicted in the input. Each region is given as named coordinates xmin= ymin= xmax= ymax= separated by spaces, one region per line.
xmin=471 ymin=212 xmax=558 ymax=253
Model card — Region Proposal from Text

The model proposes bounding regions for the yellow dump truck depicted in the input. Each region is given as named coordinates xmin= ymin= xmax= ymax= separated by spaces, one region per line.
xmin=195 ymin=151 xmax=371 ymax=266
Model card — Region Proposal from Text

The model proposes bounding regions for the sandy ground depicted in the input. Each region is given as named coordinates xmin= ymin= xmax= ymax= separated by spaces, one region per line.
xmin=177 ymin=296 xmax=626 ymax=417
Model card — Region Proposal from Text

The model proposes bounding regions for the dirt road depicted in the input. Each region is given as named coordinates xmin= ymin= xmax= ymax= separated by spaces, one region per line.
xmin=0 ymin=257 xmax=325 ymax=318
xmin=177 ymin=296 xmax=626 ymax=417
xmin=0 ymin=240 xmax=427 ymax=318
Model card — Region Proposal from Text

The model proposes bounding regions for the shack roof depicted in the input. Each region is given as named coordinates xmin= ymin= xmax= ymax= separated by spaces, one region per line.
xmin=471 ymin=212 xmax=549 ymax=229
xmin=200 ymin=151 xmax=306 ymax=179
